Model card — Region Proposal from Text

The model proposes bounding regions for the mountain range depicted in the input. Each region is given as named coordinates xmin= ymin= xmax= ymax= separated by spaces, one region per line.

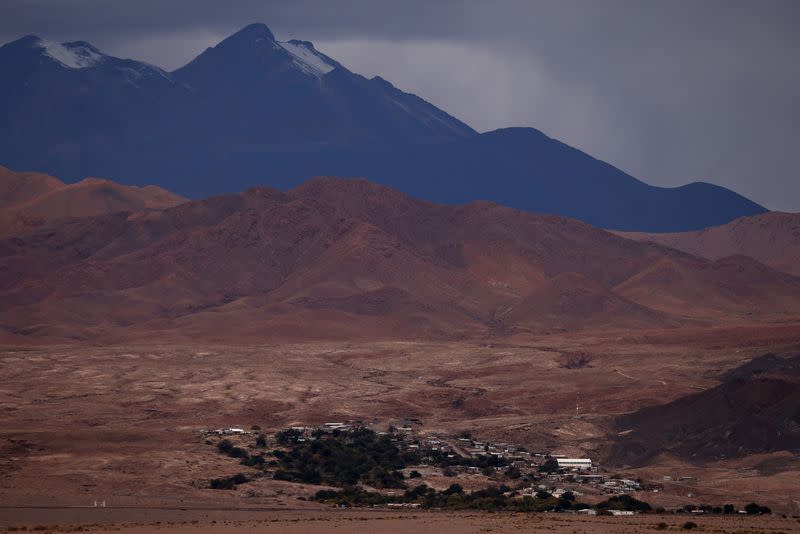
xmin=617 ymin=212 xmax=800 ymax=276
xmin=1 ymin=167 xmax=798 ymax=343
xmin=0 ymin=23 xmax=766 ymax=232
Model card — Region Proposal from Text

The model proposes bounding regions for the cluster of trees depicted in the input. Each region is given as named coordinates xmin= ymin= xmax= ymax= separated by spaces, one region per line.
xmin=211 ymin=428 xmax=414 ymax=489
xmin=275 ymin=428 xmax=304 ymax=445
xmin=744 ymin=503 xmax=772 ymax=515
xmin=213 ymin=427 xmax=514 ymax=491
xmin=595 ymin=494 xmax=652 ymax=512
xmin=677 ymin=503 xmax=771 ymax=515
xmin=313 ymin=485 xmax=779 ymax=517
xmin=217 ymin=439 xmax=248 ymax=459
xmin=216 ymin=438 xmax=271 ymax=468
xmin=314 ymin=484 xmax=609 ymax=512
xmin=271 ymin=427 xmax=412 ymax=488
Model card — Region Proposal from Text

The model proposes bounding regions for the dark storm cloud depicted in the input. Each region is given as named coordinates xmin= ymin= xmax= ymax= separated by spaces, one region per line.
xmin=1 ymin=0 xmax=798 ymax=211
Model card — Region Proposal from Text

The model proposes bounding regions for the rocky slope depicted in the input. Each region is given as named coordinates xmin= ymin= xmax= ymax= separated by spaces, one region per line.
xmin=609 ymin=354 xmax=800 ymax=466
xmin=0 ymin=175 xmax=797 ymax=342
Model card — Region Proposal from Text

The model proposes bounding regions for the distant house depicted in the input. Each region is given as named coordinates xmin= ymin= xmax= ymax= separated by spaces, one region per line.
xmin=556 ymin=458 xmax=592 ymax=470
xmin=323 ymin=422 xmax=350 ymax=432
xmin=387 ymin=503 xmax=421 ymax=508
xmin=210 ymin=427 xmax=248 ymax=436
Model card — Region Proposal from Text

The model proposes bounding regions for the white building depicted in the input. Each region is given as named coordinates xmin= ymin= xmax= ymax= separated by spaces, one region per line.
xmin=556 ymin=458 xmax=592 ymax=470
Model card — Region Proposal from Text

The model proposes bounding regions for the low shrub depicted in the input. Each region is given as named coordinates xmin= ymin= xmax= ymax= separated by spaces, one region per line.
xmin=209 ymin=473 xmax=249 ymax=489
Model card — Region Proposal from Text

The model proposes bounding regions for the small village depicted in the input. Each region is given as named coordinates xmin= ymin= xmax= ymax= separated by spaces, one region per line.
xmin=202 ymin=419 xmax=773 ymax=517
xmin=201 ymin=419 xmax=688 ymax=516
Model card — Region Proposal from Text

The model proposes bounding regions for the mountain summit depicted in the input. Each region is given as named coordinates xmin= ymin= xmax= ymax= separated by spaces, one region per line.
xmin=4 ymin=33 xmax=170 ymax=79
xmin=0 ymin=24 xmax=765 ymax=231
xmin=174 ymin=23 xmax=343 ymax=84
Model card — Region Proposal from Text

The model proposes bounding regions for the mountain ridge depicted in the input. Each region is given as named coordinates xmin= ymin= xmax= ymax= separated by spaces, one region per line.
xmin=616 ymin=212 xmax=800 ymax=276
xmin=0 ymin=23 xmax=766 ymax=232
xmin=0 ymin=172 xmax=796 ymax=343
xmin=0 ymin=166 xmax=186 ymax=237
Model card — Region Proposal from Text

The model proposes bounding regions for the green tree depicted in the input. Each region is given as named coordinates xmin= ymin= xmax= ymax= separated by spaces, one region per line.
xmin=443 ymin=483 xmax=463 ymax=495
xmin=505 ymin=466 xmax=521 ymax=479
xmin=744 ymin=502 xmax=770 ymax=515
xmin=539 ymin=458 xmax=559 ymax=473
xmin=595 ymin=494 xmax=651 ymax=512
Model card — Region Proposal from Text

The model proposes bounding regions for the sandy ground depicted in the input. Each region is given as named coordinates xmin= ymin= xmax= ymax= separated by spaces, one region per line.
xmin=1 ymin=324 xmax=799 ymax=523
xmin=1 ymin=509 xmax=798 ymax=533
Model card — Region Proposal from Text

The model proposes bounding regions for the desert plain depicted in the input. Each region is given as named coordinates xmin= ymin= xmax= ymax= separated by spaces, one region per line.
xmin=2 ymin=322 xmax=799 ymax=532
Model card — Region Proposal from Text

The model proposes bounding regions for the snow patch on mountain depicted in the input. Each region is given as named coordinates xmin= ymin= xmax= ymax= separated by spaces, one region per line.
xmin=277 ymin=40 xmax=335 ymax=77
xmin=118 ymin=62 xmax=172 ymax=83
xmin=38 ymin=39 xmax=103 ymax=69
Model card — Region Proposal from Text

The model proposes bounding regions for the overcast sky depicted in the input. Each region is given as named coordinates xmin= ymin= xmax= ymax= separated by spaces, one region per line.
xmin=2 ymin=0 xmax=798 ymax=211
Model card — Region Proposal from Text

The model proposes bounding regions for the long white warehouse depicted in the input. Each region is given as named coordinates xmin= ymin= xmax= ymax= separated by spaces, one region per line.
xmin=556 ymin=458 xmax=592 ymax=469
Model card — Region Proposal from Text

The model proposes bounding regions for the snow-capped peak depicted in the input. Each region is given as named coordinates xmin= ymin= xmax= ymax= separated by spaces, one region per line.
xmin=37 ymin=39 xmax=104 ymax=69
xmin=277 ymin=40 xmax=336 ymax=77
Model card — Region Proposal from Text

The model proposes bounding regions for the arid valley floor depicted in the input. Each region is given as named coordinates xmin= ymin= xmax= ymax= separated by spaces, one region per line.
xmin=2 ymin=324 xmax=799 ymax=532
xmin=3 ymin=6 xmax=800 ymax=532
